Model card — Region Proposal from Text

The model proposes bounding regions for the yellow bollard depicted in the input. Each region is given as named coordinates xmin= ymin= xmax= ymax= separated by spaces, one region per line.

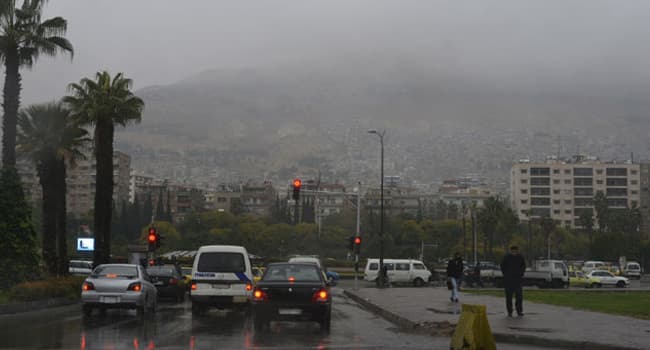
xmin=450 ymin=304 xmax=497 ymax=350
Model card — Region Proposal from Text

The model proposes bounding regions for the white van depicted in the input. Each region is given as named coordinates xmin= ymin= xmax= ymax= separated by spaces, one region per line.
xmin=364 ymin=259 xmax=431 ymax=287
xmin=69 ymin=260 xmax=93 ymax=276
xmin=623 ymin=262 xmax=642 ymax=279
xmin=190 ymin=245 xmax=253 ymax=314
xmin=582 ymin=261 xmax=606 ymax=274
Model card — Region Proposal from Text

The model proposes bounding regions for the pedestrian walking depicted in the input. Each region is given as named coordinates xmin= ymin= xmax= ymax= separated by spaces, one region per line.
xmin=500 ymin=245 xmax=526 ymax=317
xmin=446 ymin=252 xmax=463 ymax=303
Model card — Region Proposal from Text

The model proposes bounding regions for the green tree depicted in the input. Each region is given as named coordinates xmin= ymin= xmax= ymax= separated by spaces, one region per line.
xmin=17 ymin=102 xmax=87 ymax=275
xmin=594 ymin=191 xmax=609 ymax=233
xmin=578 ymin=210 xmax=595 ymax=257
xmin=0 ymin=0 xmax=73 ymax=167
xmin=0 ymin=167 xmax=39 ymax=287
xmin=63 ymin=71 xmax=144 ymax=265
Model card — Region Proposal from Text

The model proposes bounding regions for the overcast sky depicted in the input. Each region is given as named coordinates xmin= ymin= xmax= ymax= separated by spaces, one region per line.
xmin=19 ymin=0 xmax=650 ymax=104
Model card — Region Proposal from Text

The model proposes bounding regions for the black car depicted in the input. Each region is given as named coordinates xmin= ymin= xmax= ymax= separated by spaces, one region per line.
xmin=252 ymin=262 xmax=332 ymax=332
xmin=146 ymin=265 xmax=186 ymax=302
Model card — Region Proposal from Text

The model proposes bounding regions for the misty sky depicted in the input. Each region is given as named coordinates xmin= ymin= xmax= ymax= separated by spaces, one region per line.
xmin=19 ymin=0 xmax=650 ymax=104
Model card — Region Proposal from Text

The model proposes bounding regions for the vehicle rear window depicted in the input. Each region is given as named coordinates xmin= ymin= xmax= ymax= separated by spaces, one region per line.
xmin=369 ymin=263 xmax=378 ymax=270
xmin=628 ymin=265 xmax=640 ymax=270
xmin=198 ymin=252 xmax=246 ymax=273
xmin=264 ymin=264 xmax=321 ymax=282
xmin=93 ymin=266 xmax=137 ymax=278
xmin=147 ymin=267 xmax=175 ymax=276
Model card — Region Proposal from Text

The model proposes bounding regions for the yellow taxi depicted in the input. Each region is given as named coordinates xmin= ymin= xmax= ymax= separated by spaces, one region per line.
xmin=569 ymin=270 xmax=600 ymax=288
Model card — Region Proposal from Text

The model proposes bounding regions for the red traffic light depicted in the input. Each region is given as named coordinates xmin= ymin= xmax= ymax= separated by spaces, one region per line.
xmin=148 ymin=227 xmax=157 ymax=243
xmin=293 ymin=178 xmax=302 ymax=188
xmin=354 ymin=236 xmax=361 ymax=245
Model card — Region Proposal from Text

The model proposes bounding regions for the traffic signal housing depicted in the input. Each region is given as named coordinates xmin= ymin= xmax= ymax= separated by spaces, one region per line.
xmin=353 ymin=236 xmax=361 ymax=254
xmin=292 ymin=178 xmax=301 ymax=200
xmin=147 ymin=227 xmax=157 ymax=251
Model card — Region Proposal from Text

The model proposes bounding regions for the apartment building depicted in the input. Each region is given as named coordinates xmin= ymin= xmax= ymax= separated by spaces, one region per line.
xmin=511 ymin=155 xmax=641 ymax=228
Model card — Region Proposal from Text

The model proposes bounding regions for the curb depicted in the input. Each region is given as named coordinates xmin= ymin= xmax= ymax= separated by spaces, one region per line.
xmin=343 ymin=289 xmax=642 ymax=350
xmin=0 ymin=297 xmax=79 ymax=315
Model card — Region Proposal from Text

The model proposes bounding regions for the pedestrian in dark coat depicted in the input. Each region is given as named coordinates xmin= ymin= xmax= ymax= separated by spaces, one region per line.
xmin=500 ymin=245 xmax=526 ymax=317
xmin=446 ymin=252 xmax=464 ymax=302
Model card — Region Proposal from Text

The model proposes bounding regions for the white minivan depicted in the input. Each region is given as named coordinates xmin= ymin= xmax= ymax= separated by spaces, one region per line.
xmin=190 ymin=245 xmax=253 ymax=314
xmin=582 ymin=261 xmax=606 ymax=274
xmin=364 ymin=259 xmax=431 ymax=287
xmin=623 ymin=262 xmax=642 ymax=279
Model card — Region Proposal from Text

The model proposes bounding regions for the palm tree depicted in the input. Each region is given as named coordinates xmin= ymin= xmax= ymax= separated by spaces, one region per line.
xmin=17 ymin=102 xmax=87 ymax=275
xmin=0 ymin=0 xmax=73 ymax=168
xmin=63 ymin=72 xmax=144 ymax=266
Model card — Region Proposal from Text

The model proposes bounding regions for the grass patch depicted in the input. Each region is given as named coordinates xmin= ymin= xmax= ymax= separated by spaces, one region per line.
xmin=5 ymin=276 xmax=86 ymax=303
xmin=467 ymin=290 xmax=650 ymax=319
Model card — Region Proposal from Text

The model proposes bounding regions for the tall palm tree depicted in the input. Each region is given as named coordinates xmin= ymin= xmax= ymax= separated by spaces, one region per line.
xmin=0 ymin=0 xmax=73 ymax=168
xmin=17 ymin=102 xmax=87 ymax=275
xmin=64 ymin=72 xmax=144 ymax=266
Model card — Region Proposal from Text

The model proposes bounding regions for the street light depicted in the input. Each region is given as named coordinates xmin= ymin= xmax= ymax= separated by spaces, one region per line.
xmin=368 ymin=129 xmax=386 ymax=287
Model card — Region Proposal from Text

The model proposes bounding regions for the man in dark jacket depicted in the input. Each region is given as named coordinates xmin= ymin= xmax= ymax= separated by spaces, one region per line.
xmin=446 ymin=252 xmax=464 ymax=303
xmin=500 ymin=246 xmax=526 ymax=317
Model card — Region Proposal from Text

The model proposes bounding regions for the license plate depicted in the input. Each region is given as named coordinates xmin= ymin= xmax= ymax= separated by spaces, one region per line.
xmin=212 ymin=284 xmax=229 ymax=289
xmin=279 ymin=309 xmax=302 ymax=315
xmin=101 ymin=296 xmax=119 ymax=304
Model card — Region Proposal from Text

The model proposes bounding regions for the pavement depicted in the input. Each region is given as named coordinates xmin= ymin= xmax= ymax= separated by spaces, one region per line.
xmin=342 ymin=281 xmax=650 ymax=350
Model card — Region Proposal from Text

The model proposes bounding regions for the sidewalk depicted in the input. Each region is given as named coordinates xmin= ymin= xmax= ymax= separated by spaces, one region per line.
xmin=343 ymin=284 xmax=650 ymax=350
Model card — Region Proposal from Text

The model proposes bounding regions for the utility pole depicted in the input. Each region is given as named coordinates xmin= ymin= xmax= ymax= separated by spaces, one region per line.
xmin=462 ymin=202 xmax=467 ymax=261
xmin=354 ymin=181 xmax=361 ymax=291
xmin=472 ymin=207 xmax=477 ymax=265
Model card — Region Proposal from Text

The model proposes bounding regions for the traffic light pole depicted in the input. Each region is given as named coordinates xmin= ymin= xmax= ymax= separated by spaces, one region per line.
xmin=354 ymin=182 xmax=361 ymax=291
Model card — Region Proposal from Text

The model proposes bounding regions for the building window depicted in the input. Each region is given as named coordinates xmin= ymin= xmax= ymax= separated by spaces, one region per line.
xmin=574 ymin=168 xmax=593 ymax=176
xmin=574 ymin=188 xmax=594 ymax=196
xmin=606 ymin=188 xmax=627 ymax=197
xmin=531 ymin=208 xmax=551 ymax=217
xmin=553 ymin=169 xmax=560 ymax=174
xmin=531 ymin=197 xmax=550 ymax=206
xmin=553 ymin=189 xmax=560 ymax=194
xmin=521 ymin=200 xmax=528 ymax=204
xmin=565 ymin=199 xmax=572 ymax=204
xmin=596 ymin=180 xmax=603 ymax=185
xmin=596 ymin=169 xmax=603 ymax=175
xmin=565 ymin=210 xmax=572 ymax=215
xmin=606 ymin=168 xmax=627 ymax=176
xmin=553 ymin=209 xmax=560 ymax=214
xmin=520 ymin=169 xmax=528 ymax=174
xmin=631 ymin=190 xmax=638 ymax=195
xmin=553 ymin=200 xmax=560 ymax=204
xmin=574 ymin=178 xmax=593 ymax=186
xmin=631 ymin=170 xmax=638 ymax=175
xmin=531 ymin=187 xmax=550 ymax=195
xmin=553 ymin=179 xmax=560 ymax=184
xmin=632 ymin=200 xmax=638 ymax=208
xmin=521 ymin=189 xmax=528 ymax=194
xmin=631 ymin=180 xmax=638 ymax=185
xmin=531 ymin=177 xmax=550 ymax=186
xmin=564 ymin=169 xmax=571 ymax=174
xmin=574 ymin=198 xmax=594 ymax=206
xmin=531 ymin=167 xmax=550 ymax=176
xmin=606 ymin=178 xmax=627 ymax=186
xmin=520 ymin=209 xmax=527 ymax=214
xmin=521 ymin=179 xmax=528 ymax=184
xmin=607 ymin=198 xmax=627 ymax=207
xmin=564 ymin=179 xmax=572 ymax=184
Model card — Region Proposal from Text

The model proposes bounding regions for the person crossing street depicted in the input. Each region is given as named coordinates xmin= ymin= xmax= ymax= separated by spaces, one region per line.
xmin=446 ymin=252 xmax=463 ymax=303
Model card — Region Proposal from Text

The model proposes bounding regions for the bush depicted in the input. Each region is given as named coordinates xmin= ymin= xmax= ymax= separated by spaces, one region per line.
xmin=7 ymin=276 xmax=85 ymax=302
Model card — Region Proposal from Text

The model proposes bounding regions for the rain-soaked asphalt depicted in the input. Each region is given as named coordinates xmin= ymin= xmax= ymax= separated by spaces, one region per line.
xmin=0 ymin=286 xmax=561 ymax=349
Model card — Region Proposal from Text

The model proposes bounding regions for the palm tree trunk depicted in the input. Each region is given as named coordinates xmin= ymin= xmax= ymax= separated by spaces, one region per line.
xmin=93 ymin=120 xmax=114 ymax=265
xmin=56 ymin=159 xmax=68 ymax=276
xmin=38 ymin=160 xmax=57 ymax=275
xmin=2 ymin=49 xmax=20 ymax=168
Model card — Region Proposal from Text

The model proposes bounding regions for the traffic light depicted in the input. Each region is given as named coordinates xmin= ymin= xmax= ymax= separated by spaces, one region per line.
xmin=353 ymin=236 xmax=361 ymax=254
xmin=292 ymin=178 xmax=301 ymax=200
xmin=147 ymin=227 xmax=157 ymax=251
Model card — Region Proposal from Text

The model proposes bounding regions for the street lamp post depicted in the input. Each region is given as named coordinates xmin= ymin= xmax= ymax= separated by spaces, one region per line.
xmin=368 ymin=129 xmax=386 ymax=287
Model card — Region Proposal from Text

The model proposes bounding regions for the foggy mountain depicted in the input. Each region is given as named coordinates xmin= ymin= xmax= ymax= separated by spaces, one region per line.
xmin=117 ymin=62 xmax=650 ymax=186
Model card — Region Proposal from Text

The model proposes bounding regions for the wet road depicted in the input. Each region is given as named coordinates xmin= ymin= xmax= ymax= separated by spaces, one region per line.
xmin=0 ymin=287 xmax=564 ymax=349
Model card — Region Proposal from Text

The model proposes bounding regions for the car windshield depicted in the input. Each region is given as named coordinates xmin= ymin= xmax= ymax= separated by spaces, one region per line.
xmin=93 ymin=266 xmax=137 ymax=279
xmin=263 ymin=264 xmax=322 ymax=282
xmin=197 ymin=252 xmax=246 ymax=273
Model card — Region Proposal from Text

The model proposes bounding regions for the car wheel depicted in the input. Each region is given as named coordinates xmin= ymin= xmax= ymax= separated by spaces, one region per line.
xmin=319 ymin=312 xmax=331 ymax=332
xmin=413 ymin=278 xmax=425 ymax=287
xmin=616 ymin=281 xmax=626 ymax=288
xmin=82 ymin=304 xmax=93 ymax=317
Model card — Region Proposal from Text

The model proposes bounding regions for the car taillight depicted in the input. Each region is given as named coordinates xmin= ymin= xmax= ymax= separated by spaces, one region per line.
xmin=127 ymin=282 xmax=142 ymax=292
xmin=169 ymin=278 xmax=177 ymax=285
xmin=82 ymin=282 xmax=94 ymax=291
xmin=253 ymin=288 xmax=267 ymax=302
xmin=191 ymin=282 xmax=197 ymax=291
xmin=312 ymin=288 xmax=329 ymax=303
xmin=245 ymin=283 xmax=252 ymax=291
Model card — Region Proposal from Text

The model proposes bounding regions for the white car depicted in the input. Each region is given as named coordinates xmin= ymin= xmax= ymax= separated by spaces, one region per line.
xmin=69 ymin=260 xmax=93 ymax=276
xmin=587 ymin=270 xmax=630 ymax=288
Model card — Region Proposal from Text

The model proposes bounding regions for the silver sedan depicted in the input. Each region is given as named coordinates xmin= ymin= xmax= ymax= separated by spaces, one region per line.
xmin=81 ymin=264 xmax=157 ymax=316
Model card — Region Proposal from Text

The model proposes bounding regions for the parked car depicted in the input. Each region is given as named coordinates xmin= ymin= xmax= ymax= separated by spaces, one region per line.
xmin=190 ymin=245 xmax=253 ymax=315
xmin=587 ymin=270 xmax=630 ymax=288
xmin=81 ymin=264 xmax=157 ymax=317
xmin=364 ymin=259 xmax=431 ymax=287
xmin=147 ymin=265 xmax=186 ymax=302
xmin=582 ymin=261 xmax=606 ymax=274
xmin=569 ymin=270 xmax=600 ymax=288
xmin=69 ymin=260 xmax=93 ymax=276
xmin=252 ymin=262 xmax=332 ymax=332
xmin=623 ymin=262 xmax=642 ymax=279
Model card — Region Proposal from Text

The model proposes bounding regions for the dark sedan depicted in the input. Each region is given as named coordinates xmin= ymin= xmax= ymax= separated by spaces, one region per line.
xmin=252 ymin=262 xmax=332 ymax=332
xmin=146 ymin=265 xmax=186 ymax=302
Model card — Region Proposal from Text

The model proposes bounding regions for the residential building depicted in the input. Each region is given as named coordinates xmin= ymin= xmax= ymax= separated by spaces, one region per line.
xmin=204 ymin=184 xmax=242 ymax=213
xmin=364 ymin=184 xmax=434 ymax=217
xmin=438 ymin=176 xmax=494 ymax=208
xmin=135 ymin=180 xmax=206 ymax=223
xmin=129 ymin=171 xmax=154 ymax=203
xmin=511 ymin=155 xmax=641 ymax=228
